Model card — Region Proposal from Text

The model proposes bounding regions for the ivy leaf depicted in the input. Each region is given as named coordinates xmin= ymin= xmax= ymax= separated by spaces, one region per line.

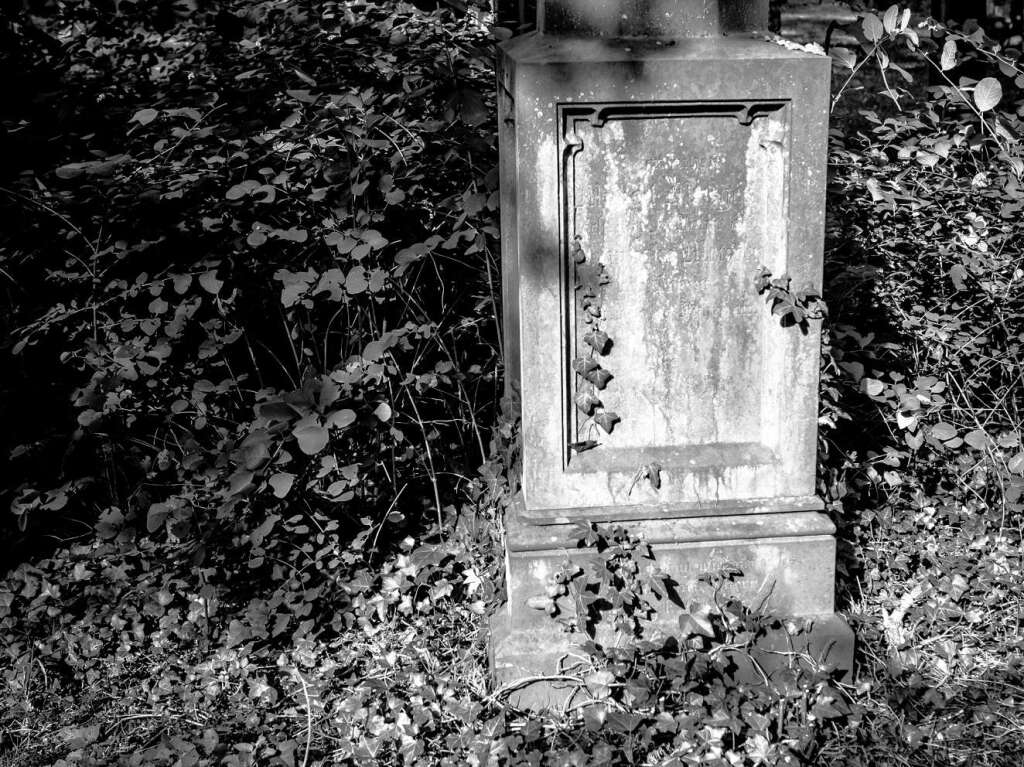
xmin=572 ymin=357 xmax=599 ymax=376
xmin=576 ymin=262 xmax=605 ymax=292
xmin=584 ymin=330 xmax=610 ymax=354
xmin=586 ymin=368 xmax=613 ymax=390
xmin=268 ymin=472 xmax=295 ymax=498
xmin=575 ymin=389 xmax=601 ymax=415
xmin=571 ymin=240 xmax=586 ymax=264
xmin=679 ymin=605 xmax=715 ymax=638
xmin=594 ymin=411 xmax=620 ymax=434
xmin=373 ymin=402 xmax=392 ymax=422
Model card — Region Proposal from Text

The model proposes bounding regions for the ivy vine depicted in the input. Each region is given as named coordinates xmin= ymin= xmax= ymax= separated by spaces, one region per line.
xmin=571 ymin=236 xmax=619 ymax=448
xmin=754 ymin=266 xmax=828 ymax=333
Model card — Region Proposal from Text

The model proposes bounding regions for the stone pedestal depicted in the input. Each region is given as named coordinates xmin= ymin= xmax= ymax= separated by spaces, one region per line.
xmin=493 ymin=0 xmax=852 ymax=708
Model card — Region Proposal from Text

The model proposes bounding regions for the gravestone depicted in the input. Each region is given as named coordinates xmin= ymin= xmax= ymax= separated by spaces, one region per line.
xmin=492 ymin=0 xmax=854 ymax=708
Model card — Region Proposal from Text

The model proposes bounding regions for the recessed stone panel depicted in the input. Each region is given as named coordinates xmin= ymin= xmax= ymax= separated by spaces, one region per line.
xmin=564 ymin=103 xmax=789 ymax=476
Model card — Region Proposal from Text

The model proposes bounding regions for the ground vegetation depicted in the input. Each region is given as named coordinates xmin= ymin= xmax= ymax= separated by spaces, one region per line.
xmin=1 ymin=2 xmax=1023 ymax=765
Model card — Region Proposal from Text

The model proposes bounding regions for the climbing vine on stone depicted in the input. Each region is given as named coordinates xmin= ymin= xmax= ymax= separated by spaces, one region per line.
xmin=572 ymin=236 xmax=619 ymax=443
xmin=754 ymin=266 xmax=827 ymax=333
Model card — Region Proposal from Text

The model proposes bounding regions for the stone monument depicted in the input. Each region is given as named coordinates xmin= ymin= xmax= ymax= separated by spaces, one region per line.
xmin=492 ymin=0 xmax=853 ymax=708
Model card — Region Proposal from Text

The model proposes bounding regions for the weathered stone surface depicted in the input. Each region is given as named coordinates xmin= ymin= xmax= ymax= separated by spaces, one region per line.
xmin=493 ymin=14 xmax=850 ymax=709
xmin=501 ymin=496 xmax=839 ymax=630
xmin=499 ymin=35 xmax=831 ymax=519
xmin=491 ymin=612 xmax=855 ymax=711
xmin=539 ymin=0 xmax=768 ymax=37
xmin=491 ymin=498 xmax=854 ymax=709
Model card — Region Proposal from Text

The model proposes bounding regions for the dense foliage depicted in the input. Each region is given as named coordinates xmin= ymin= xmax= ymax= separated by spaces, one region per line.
xmin=2 ymin=2 xmax=1024 ymax=765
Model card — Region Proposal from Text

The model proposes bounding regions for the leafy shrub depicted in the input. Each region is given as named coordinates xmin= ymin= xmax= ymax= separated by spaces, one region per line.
xmin=4 ymin=2 xmax=1024 ymax=766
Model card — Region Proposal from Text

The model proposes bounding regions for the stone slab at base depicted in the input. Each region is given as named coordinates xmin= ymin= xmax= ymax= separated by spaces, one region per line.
xmin=490 ymin=611 xmax=854 ymax=711
xmin=490 ymin=495 xmax=854 ymax=710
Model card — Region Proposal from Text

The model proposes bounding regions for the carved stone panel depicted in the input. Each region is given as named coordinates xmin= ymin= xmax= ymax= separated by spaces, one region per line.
xmin=564 ymin=102 xmax=788 ymax=467
xmin=514 ymin=100 xmax=817 ymax=520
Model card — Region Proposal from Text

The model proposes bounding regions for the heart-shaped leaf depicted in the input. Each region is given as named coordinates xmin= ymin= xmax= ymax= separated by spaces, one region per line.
xmin=293 ymin=423 xmax=329 ymax=455
xmin=584 ymin=330 xmax=610 ymax=354
xmin=575 ymin=390 xmax=601 ymax=415
xmin=268 ymin=472 xmax=295 ymax=498
xmin=199 ymin=270 xmax=223 ymax=295
xmin=863 ymin=377 xmax=884 ymax=396
xmin=572 ymin=356 xmax=598 ymax=376
xmin=679 ymin=607 xmax=715 ymax=638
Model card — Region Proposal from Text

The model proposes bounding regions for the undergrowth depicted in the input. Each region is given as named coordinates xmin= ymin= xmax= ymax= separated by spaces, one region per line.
xmin=1 ymin=2 xmax=1023 ymax=765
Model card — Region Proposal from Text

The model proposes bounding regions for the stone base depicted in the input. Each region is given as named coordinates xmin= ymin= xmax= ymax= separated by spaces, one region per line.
xmin=490 ymin=495 xmax=854 ymax=710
